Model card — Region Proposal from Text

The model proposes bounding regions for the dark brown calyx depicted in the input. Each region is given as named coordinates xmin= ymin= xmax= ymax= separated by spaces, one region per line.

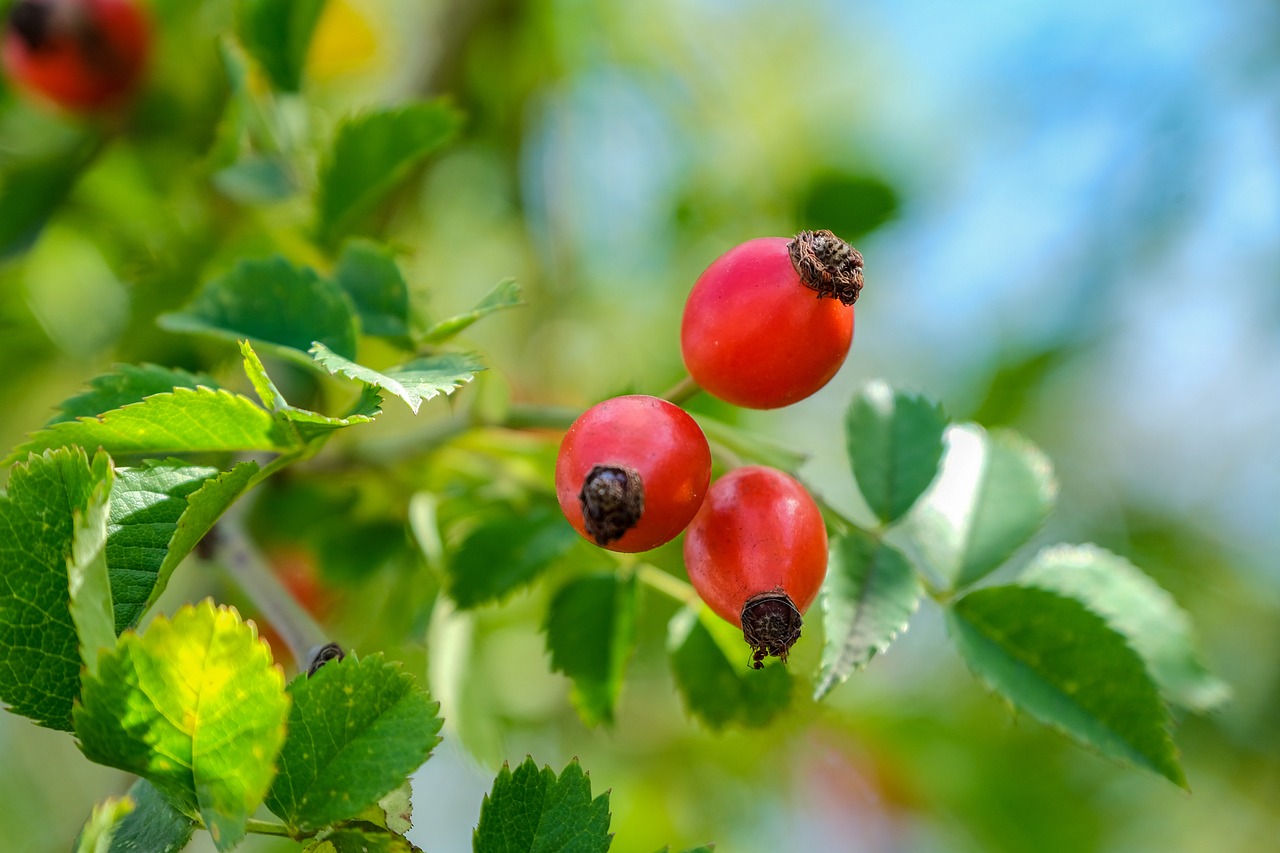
xmin=788 ymin=229 xmax=864 ymax=306
xmin=741 ymin=588 xmax=803 ymax=670
xmin=579 ymin=464 xmax=644 ymax=546
xmin=9 ymin=0 xmax=52 ymax=50
xmin=306 ymin=642 xmax=346 ymax=677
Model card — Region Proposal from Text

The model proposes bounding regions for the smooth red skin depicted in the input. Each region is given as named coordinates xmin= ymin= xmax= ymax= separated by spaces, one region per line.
xmin=681 ymin=237 xmax=854 ymax=409
xmin=556 ymin=395 xmax=711 ymax=553
xmin=2 ymin=0 xmax=150 ymax=111
xmin=683 ymin=465 xmax=828 ymax=627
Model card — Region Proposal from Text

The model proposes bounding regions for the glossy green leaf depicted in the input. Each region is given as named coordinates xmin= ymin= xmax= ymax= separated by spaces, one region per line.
xmin=473 ymin=757 xmax=612 ymax=853
xmin=101 ymin=779 xmax=196 ymax=853
xmin=236 ymin=0 xmax=328 ymax=91
xmin=315 ymin=102 xmax=461 ymax=246
xmin=267 ymin=654 xmax=442 ymax=834
xmin=814 ymin=528 xmax=921 ymax=700
xmin=422 ymin=279 xmax=524 ymax=344
xmin=445 ymin=505 xmax=579 ymax=609
xmin=47 ymin=364 xmax=218 ymax=426
xmin=73 ymin=795 xmax=133 ymax=853
xmin=667 ymin=607 xmax=792 ymax=730
xmin=947 ymin=585 xmax=1185 ymax=787
xmin=334 ymin=239 xmax=413 ymax=341
xmin=69 ymin=452 xmax=117 ymax=677
xmin=6 ymin=387 xmax=291 ymax=463
xmin=845 ymin=381 xmax=948 ymax=524
xmin=544 ymin=574 xmax=638 ymax=726
xmin=905 ymin=423 xmax=1057 ymax=590
xmin=75 ymin=601 xmax=291 ymax=850
xmin=159 ymin=256 xmax=359 ymax=364
xmin=108 ymin=461 xmax=259 ymax=631
xmin=1021 ymin=543 xmax=1231 ymax=713
xmin=0 ymin=131 xmax=103 ymax=259
xmin=0 ymin=447 xmax=112 ymax=729
xmin=241 ymin=341 xmax=380 ymax=441
xmin=310 ymin=343 xmax=483 ymax=414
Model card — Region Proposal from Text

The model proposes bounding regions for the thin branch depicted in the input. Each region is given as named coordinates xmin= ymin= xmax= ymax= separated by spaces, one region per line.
xmin=214 ymin=499 xmax=330 ymax=668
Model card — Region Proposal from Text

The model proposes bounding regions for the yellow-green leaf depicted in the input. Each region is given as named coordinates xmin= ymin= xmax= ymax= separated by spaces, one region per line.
xmin=74 ymin=601 xmax=290 ymax=851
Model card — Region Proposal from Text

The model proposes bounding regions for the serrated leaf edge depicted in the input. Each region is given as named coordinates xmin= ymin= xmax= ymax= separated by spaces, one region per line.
xmin=948 ymin=586 xmax=1187 ymax=788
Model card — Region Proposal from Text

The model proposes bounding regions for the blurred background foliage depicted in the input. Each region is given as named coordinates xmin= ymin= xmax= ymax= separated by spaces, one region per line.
xmin=1 ymin=0 xmax=1278 ymax=850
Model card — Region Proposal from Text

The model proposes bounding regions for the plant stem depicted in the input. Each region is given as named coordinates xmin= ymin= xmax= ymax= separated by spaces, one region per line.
xmin=635 ymin=562 xmax=702 ymax=608
xmin=215 ymin=499 xmax=330 ymax=668
xmin=813 ymin=494 xmax=858 ymax=535
xmin=502 ymin=403 xmax=580 ymax=430
xmin=660 ymin=374 xmax=702 ymax=406
xmin=245 ymin=818 xmax=295 ymax=837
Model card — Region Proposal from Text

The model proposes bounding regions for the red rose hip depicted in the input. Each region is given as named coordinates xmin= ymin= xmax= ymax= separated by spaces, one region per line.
xmin=680 ymin=230 xmax=863 ymax=409
xmin=556 ymin=395 xmax=712 ymax=553
xmin=3 ymin=0 xmax=151 ymax=112
xmin=683 ymin=465 xmax=828 ymax=668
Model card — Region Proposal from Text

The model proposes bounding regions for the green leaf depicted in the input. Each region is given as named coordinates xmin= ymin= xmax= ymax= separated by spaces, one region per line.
xmin=159 ymin=256 xmax=359 ymax=364
xmin=75 ymin=601 xmax=291 ymax=850
xmin=814 ymin=528 xmax=921 ymax=700
xmin=334 ymin=239 xmax=413 ymax=341
xmin=446 ymin=505 xmax=579 ymax=609
xmin=69 ymin=451 xmax=117 ymax=677
xmin=667 ymin=607 xmax=792 ymax=730
xmin=213 ymin=156 xmax=298 ymax=204
xmin=692 ymin=414 xmax=808 ymax=474
xmin=544 ymin=574 xmax=638 ymax=726
xmin=1020 ymin=543 xmax=1231 ymax=713
xmin=305 ymin=825 xmax=424 ymax=853
xmin=0 ymin=131 xmax=104 ymax=258
xmin=315 ymin=102 xmax=461 ymax=247
xmin=310 ymin=341 xmax=483 ymax=414
xmin=904 ymin=424 xmax=1057 ymax=590
xmin=947 ymin=585 xmax=1185 ymax=787
xmin=103 ymin=779 xmax=196 ymax=853
xmin=473 ymin=757 xmax=612 ymax=853
xmin=236 ymin=0 xmax=328 ymax=91
xmin=266 ymin=653 xmax=442 ymax=834
xmin=422 ymin=280 xmax=523 ymax=344
xmin=0 ymin=447 xmax=112 ymax=729
xmin=5 ymin=387 xmax=291 ymax=463
xmin=845 ymin=381 xmax=948 ymax=524
xmin=108 ymin=461 xmax=259 ymax=631
xmin=74 ymin=795 xmax=134 ymax=853
xmin=798 ymin=170 xmax=899 ymax=242
xmin=241 ymin=341 xmax=380 ymax=441
xmin=207 ymin=37 xmax=253 ymax=171
xmin=48 ymin=364 xmax=219 ymax=426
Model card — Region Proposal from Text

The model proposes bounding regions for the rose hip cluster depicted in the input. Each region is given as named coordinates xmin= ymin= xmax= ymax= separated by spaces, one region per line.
xmin=556 ymin=230 xmax=864 ymax=668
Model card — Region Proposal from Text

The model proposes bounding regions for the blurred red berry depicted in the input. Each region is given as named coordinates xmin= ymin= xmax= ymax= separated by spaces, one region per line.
xmin=3 ymin=0 xmax=151 ymax=112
